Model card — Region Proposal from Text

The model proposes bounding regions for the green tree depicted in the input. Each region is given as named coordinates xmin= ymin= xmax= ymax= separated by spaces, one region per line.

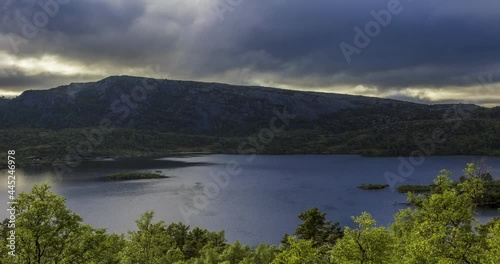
xmin=485 ymin=220 xmax=500 ymax=263
xmin=0 ymin=218 xmax=10 ymax=263
xmin=182 ymin=227 xmax=226 ymax=259
xmin=220 ymin=240 xmax=250 ymax=264
xmin=188 ymin=244 xmax=222 ymax=264
xmin=13 ymin=184 xmax=110 ymax=264
xmin=330 ymin=212 xmax=396 ymax=264
xmin=166 ymin=222 xmax=190 ymax=251
xmin=241 ymin=243 xmax=278 ymax=264
xmin=99 ymin=233 xmax=126 ymax=264
xmin=272 ymin=236 xmax=328 ymax=264
xmin=183 ymin=227 xmax=211 ymax=259
xmin=120 ymin=211 xmax=179 ymax=264
xmin=284 ymin=207 xmax=343 ymax=248
xmin=392 ymin=168 xmax=486 ymax=263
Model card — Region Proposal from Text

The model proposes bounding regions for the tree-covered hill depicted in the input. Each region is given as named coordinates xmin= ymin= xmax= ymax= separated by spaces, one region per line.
xmin=0 ymin=76 xmax=499 ymax=164
xmin=0 ymin=75 xmax=497 ymax=133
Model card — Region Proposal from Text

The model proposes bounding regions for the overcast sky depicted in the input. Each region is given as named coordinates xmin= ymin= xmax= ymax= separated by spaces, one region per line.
xmin=1 ymin=0 xmax=499 ymax=106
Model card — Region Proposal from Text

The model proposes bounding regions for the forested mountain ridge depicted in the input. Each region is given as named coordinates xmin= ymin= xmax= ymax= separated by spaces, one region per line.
xmin=0 ymin=75 xmax=497 ymax=133
xmin=0 ymin=76 xmax=499 ymax=164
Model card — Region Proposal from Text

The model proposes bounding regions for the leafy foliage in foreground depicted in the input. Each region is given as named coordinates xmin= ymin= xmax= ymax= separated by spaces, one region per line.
xmin=397 ymin=164 xmax=500 ymax=208
xmin=0 ymin=163 xmax=499 ymax=263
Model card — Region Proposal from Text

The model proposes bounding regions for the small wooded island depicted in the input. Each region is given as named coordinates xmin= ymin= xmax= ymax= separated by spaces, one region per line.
xmin=357 ymin=184 xmax=389 ymax=190
xmin=106 ymin=171 xmax=170 ymax=180
xmin=358 ymin=171 xmax=500 ymax=208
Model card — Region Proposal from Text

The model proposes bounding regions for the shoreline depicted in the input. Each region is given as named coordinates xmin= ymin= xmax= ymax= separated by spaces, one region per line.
xmin=2 ymin=152 xmax=500 ymax=169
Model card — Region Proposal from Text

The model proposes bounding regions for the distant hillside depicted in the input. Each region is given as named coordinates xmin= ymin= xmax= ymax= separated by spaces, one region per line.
xmin=0 ymin=75 xmax=495 ymax=132
xmin=0 ymin=76 xmax=499 ymax=164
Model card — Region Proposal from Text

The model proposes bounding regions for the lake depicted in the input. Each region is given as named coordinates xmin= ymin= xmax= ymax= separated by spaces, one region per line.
xmin=1 ymin=155 xmax=499 ymax=245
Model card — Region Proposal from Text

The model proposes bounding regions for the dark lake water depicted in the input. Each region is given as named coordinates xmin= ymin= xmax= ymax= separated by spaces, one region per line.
xmin=1 ymin=155 xmax=499 ymax=245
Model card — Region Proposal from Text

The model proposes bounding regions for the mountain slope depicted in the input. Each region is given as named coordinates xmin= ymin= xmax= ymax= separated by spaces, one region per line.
xmin=0 ymin=75 xmax=490 ymax=134
xmin=0 ymin=76 xmax=499 ymax=164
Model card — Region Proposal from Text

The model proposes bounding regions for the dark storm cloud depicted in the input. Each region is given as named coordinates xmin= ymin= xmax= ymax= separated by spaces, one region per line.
xmin=0 ymin=0 xmax=499 ymax=105
xmin=1 ymin=0 xmax=145 ymax=35
xmin=0 ymin=67 xmax=41 ymax=87
xmin=0 ymin=0 xmax=153 ymax=62
xmin=195 ymin=0 xmax=500 ymax=89
xmin=0 ymin=67 xmax=100 ymax=92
